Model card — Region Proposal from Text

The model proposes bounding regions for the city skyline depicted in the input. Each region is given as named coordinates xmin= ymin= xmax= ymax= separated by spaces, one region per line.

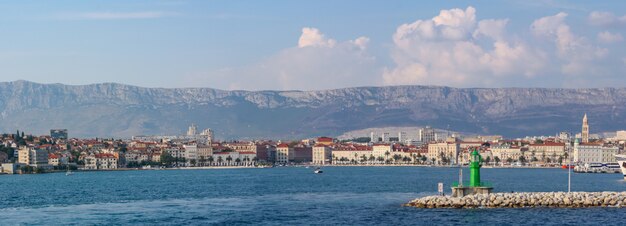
xmin=1 ymin=1 xmax=626 ymax=90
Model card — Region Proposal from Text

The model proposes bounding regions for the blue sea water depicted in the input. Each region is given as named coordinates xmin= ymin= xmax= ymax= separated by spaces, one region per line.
xmin=1 ymin=167 xmax=625 ymax=225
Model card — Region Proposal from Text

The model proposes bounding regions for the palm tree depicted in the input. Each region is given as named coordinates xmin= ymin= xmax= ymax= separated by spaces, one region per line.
xmin=368 ymin=155 xmax=375 ymax=164
xmin=384 ymin=151 xmax=390 ymax=163
xmin=360 ymin=154 xmax=367 ymax=164
xmin=208 ymin=156 xmax=214 ymax=166
xmin=235 ymin=158 xmax=241 ymax=166
xmin=332 ymin=154 xmax=337 ymax=165
xmin=252 ymin=157 xmax=258 ymax=166
xmin=226 ymin=156 xmax=233 ymax=166
xmin=217 ymin=156 xmax=223 ymax=166
xmin=199 ymin=156 xmax=206 ymax=166
xmin=421 ymin=156 xmax=428 ymax=164
xmin=354 ymin=153 xmax=358 ymax=165
xmin=494 ymin=156 xmax=501 ymax=165
xmin=376 ymin=156 xmax=384 ymax=163
xmin=393 ymin=154 xmax=401 ymax=164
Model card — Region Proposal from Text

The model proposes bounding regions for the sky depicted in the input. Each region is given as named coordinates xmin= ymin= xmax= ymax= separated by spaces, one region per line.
xmin=1 ymin=0 xmax=626 ymax=90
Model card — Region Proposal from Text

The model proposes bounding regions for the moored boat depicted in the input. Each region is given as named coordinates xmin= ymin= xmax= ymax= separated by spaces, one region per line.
xmin=616 ymin=154 xmax=626 ymax=179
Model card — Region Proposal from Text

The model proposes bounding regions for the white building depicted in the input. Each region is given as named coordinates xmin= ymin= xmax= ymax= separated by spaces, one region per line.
xmin=17 ymin=147 xmax=49 ymax=168
xmin=419 ymin=126 xmax=436 ymax=143
xmin=183 ymin=144 xmax=198 ymax=165
xmin=427 ymin=140 xmax=460 ymax=164
xmin=276 ymin=143 xmax=293 ymax=164
xmin=312 ymin=144 xmax=332 ymax=165
xmin=573 ymin=143 xmax=600 ymax=163
xmin=85 ymin=153 xmax=118 ymax=170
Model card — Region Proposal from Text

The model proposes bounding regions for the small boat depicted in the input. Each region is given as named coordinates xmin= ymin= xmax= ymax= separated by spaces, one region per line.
xmin=561 ymin=164 xmax=575 ymax=169
xmin=314 ymin=167 xmax=323 ymax=174
xmin=66 ymin=167 xmax=74 ymax=176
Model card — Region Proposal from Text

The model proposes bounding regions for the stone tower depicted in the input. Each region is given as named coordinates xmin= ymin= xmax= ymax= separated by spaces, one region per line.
xmin=582 ymin=114 xmax=589 ymax=143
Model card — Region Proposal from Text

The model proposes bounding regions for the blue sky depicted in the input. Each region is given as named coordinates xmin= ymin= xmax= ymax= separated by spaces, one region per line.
xmin=1 ymin=0 xmax=626 ymax=90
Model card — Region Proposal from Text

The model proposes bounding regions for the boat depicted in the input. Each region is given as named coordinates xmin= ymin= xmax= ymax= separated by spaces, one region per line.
xmin=314 ymin=167 xmax=323 ymax=174
xmin=615 ymin=154 xmax=626 ymax=179
xmin=561 ymin=164 xmax=575 ymax=169
xmin=66 ymin=166 xmax=73 ymax=176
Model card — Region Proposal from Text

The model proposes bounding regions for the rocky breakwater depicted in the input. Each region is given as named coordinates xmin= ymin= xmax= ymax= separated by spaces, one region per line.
xmin=405 ymin=192 xmax=626 ymax=208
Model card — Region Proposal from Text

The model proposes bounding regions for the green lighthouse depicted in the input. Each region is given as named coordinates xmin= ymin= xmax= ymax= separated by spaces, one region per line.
xmin=451 ymin=148 xmax=493 ymax=197
xmin=469 ymin=149 xmax=482 ymax=187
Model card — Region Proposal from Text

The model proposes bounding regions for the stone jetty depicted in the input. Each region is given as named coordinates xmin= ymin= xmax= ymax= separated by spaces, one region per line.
xmin=405 ymin=192 xmax=626 ymax=208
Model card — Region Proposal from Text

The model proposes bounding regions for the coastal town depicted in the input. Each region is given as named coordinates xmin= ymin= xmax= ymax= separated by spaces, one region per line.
xmin=0 ymin=114 xmax=624 ymax=174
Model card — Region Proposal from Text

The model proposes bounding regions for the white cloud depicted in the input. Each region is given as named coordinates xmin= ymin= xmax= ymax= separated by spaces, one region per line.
xmin=473 ymin=19 xmax=509 ymax=40
xmin=195 ymin=28 xmax=376 ymax=91
xmin=597 ymin=31 xmax=624 ymax=43
xmin=531 ymin=12 xmax=607 ymax=75
xmin=298 ymin=27 xmax=336 ymax=48
xmin=70 ymin=11 xmax=174 ymax=20
xmin=385 ymin=6 xmax=545 ymax=87
xmin=588 ymin=11 xmax=626 ymax=26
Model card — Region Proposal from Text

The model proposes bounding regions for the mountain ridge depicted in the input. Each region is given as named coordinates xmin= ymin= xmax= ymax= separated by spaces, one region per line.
xmin=0 ymin=80 xmax=624 ymax=139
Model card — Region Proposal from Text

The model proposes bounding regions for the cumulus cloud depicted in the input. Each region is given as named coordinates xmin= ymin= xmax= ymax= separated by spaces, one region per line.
xmin=597 ymin=31 xmax=624 ymax=43
xmin=384 ymin=6 xmax=545 ymax=87
xmin=191 ymin=7 xmax=626 ymax=90
xmin=531 ymin=12 xmax=607 ymax=75
xmin=298 ymin=27 xmax=337 ymax=48
xmin=196 ymin=28 xmax=376 ymax=90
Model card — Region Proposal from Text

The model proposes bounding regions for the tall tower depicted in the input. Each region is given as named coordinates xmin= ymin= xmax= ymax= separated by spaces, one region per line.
xmin=187 ymin=124 xmax=198 ymax=136
xmin=581 ymin=114 xmax=589 ymax=143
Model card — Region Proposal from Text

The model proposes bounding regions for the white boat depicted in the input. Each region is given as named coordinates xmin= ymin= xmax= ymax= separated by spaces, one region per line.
xmin=616 ymin=154 xmax=626 ymax=179
xmin=66 ymin=166 xmax=73 ymax=176
xmin=314 ymin=167 xmax=323 ymax=174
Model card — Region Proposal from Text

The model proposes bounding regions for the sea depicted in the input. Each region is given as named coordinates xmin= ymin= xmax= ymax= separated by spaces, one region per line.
xmin=0 ymin=167 xmax=625 ymax=225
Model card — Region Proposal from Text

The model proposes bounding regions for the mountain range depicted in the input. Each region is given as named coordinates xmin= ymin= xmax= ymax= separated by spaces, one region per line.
xmin=0 ymin=80 xmax=623 ymax=139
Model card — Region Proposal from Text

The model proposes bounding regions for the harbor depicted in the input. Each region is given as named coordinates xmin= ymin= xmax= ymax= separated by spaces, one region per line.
xmin=405 ymin=148 xmax=626 ymax=209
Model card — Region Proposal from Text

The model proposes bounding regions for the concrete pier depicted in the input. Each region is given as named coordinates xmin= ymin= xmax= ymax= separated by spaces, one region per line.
xmin=405 ymin=192 xmax=626 ymax=208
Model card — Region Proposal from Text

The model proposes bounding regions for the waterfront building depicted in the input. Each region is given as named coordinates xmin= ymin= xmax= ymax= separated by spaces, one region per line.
xmin=292 ymin=146 xmax=313 ymax=163
xmin=223 ymin=142 xmax=260 ymax=153
xmin=601 ymin=146 xmax=618 ymax=163
xmin=197 ymin=144 xmax=213 ymax=165
xmin=427 ymin=139 xmax=460 ymax=165
xmin=582 ymin=114 xmax=589 ymax=143
xmin=312 ymin=144 xmax=332 ymax=165
xmin=183 ymin=144 xmax=198 ymax=165
xmin=490 ymin=144 xmax=523 ymax=164
xmin=331 ymin=145 xmax=373 ymax=164
xmin=48 ymin=153 xmax=60 ymax=166
xmin=84 ymin=153 xmax=118 ymax=170
xmin=372 ymin=143 xmax=392 ymax=157
xmin=527 ymin=142 xmax=566 ymax=162
xmin=276 ymin=143 xmax=293 ymax=164
xmin=17 ymin=147 xmax=49 ymax=168
xmin=573 ymin=139 xmax=604 ymax=163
